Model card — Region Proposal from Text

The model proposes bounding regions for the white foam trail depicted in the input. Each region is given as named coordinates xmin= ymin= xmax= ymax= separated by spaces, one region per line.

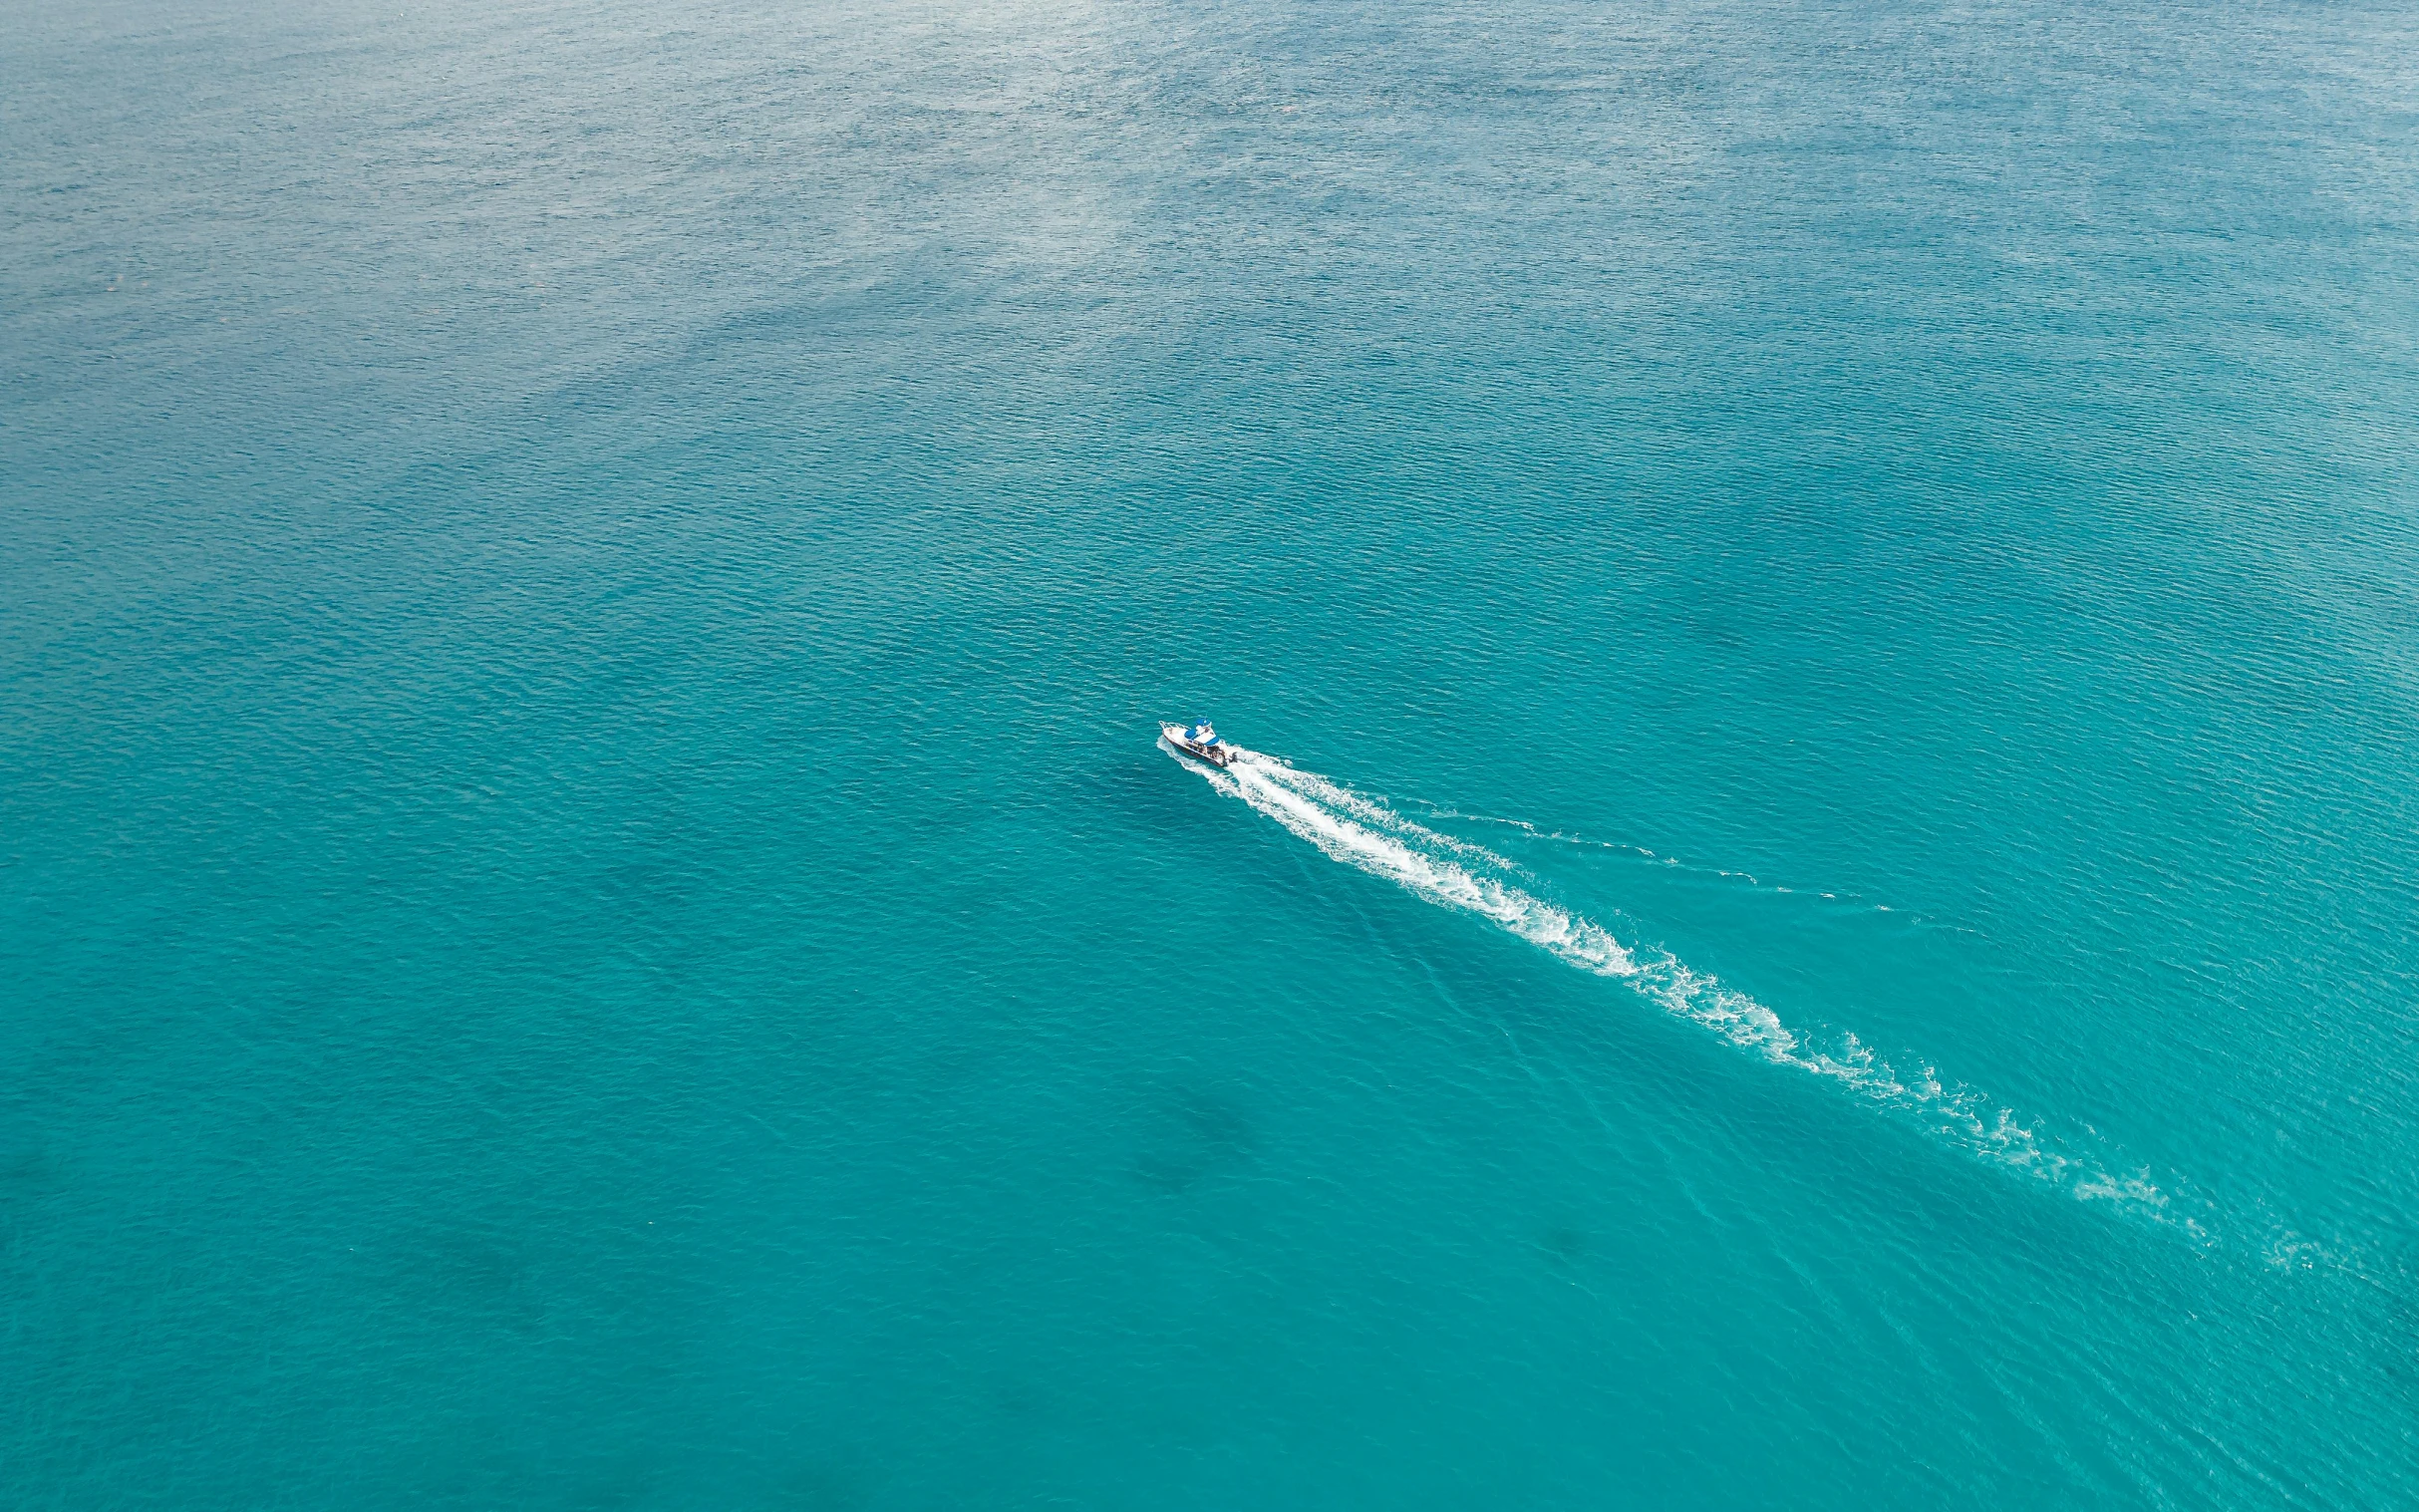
xmin=1211 ymin=754 xmax=1638 ymax=978
xmin=1175 ymin=742 xmax=2192 ymax=1231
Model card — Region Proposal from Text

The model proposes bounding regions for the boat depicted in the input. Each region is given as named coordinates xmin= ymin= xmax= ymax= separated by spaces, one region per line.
xmin=1162 ymin=719 xmax=1237 ymax=767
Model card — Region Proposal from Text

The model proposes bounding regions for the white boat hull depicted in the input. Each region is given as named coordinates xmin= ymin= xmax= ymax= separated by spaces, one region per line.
xmin=1161 ymin=723 xmax=1237 ymax=767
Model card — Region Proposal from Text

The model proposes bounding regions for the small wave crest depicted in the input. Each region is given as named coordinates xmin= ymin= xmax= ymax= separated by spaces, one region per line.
xmin=1171 ymin=740 xmax=2193 ymax=1232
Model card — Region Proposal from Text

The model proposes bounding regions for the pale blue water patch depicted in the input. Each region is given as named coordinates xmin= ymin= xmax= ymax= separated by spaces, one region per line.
xmin=6 ymin=0 xmax=2419 ymax=1507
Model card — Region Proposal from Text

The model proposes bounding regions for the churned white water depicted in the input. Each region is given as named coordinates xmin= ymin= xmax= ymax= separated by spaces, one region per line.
xmin=1174 ymin=741 xmax=2191 ymax=1230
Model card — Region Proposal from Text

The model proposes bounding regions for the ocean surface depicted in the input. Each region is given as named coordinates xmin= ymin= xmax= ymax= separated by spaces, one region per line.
xmin=5 ymin=0 xmax=2417 ymax=1505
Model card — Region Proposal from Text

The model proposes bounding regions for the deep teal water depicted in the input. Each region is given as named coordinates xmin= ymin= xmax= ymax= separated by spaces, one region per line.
xmin=6 ymin=0 xmax=2419 ymax=1505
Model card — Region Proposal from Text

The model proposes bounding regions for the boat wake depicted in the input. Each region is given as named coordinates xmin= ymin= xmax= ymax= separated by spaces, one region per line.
xmin=1171 ymin=740 xmax=2197 ymax=1234
xmin=1411 ymin=807 xmax=1968 ymax=930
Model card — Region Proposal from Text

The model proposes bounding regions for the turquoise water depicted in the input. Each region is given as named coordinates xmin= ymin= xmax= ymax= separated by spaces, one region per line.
xmin=6 ymin=0 xmax=2418 ymax=1504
